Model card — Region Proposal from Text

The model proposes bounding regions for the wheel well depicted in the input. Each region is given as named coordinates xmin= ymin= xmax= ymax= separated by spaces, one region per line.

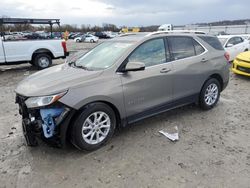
xmin=98 ymin=101 xmax=121 ymax=127
xmin=209 ymin=74 xmax=223 ymax=91
xmin=32 ymin=49 xmax=54 ymax=61
xmin=67 ymin=101 xmax=122 ymax=139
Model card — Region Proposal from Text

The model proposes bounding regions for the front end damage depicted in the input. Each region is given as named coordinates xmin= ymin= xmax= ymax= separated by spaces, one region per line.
xmin=16 ymin=94 xmax=75 ymax=147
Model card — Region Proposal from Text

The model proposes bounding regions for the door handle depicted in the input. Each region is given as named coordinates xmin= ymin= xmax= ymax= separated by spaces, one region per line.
xmin=160 ymin=68 xmax=171 ymax=73
xmin=201 ymin=58 xmax=208 ymax=63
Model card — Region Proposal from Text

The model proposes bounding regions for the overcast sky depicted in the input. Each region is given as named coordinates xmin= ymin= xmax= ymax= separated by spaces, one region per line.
xmin=1 ymin=0 xmax=249 ymax=26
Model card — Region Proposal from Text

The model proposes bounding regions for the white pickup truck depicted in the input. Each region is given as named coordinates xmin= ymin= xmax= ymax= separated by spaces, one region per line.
xmin=0 ymin=37 xmax=68 ymax=69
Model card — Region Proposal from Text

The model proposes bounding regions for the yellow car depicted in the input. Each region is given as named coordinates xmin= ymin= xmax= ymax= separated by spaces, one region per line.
xmin=232 ymin=51 xmax=250 ymax=76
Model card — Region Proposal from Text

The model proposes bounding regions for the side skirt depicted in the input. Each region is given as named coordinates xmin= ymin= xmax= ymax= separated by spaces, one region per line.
xmin=126 ymin=94 xmax=199 ymax=125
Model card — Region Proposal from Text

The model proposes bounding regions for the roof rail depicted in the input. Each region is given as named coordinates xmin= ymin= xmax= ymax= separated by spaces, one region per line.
xmin=118 ymin=33 xmax=137 ymax=37
xmin=146 ymin=30 xmax=206 ymax=37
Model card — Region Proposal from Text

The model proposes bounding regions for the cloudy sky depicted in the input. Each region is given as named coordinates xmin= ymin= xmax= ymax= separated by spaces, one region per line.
xmin=0 ymin=0 xmax=249 ymax=26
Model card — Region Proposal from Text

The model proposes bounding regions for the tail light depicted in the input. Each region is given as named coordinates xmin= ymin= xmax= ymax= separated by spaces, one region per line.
xmin=61 ymin=41 xmax=67 ymax=53
xmin=224 ymin=52 xmax=230 ymax=62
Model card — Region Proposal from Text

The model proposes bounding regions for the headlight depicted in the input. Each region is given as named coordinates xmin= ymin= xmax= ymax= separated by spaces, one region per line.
xmin=25 ymin=91 xmax=67 ymax=108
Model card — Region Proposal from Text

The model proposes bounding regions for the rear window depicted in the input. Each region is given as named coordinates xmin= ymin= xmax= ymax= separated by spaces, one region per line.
xmin=199 ymin=36 xmax=224 ymax=50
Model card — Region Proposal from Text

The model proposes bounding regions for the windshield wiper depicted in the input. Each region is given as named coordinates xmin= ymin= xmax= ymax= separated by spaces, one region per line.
xmin=68 ymin=61 xmax=76 ymax=67
xmin=68 ymin=61 xmax=92 ymax=71
xmin=74 ymin=64 xmax=92 ymax=71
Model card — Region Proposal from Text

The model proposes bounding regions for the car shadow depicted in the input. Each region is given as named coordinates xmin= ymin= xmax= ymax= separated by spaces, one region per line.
xmin=234 ymin=74 xmax=250 ymax=80
xmin=27 ymin=104 xmax=203 ymax=158
xmin=0 ymin=64 xmax=37 ymax=73
xmin=0 ymin=63 xmax=61 ymax=73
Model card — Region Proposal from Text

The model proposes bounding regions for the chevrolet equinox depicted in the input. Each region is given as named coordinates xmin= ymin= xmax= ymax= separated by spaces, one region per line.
xmin=15 ymin=32 xmax=230 ymax=150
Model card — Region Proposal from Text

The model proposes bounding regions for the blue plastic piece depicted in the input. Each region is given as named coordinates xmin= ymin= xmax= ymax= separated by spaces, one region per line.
xmin=40 ymin=108 xmax=64 ymax=138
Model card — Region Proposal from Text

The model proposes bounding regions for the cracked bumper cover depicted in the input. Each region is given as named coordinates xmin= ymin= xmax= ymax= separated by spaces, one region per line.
xmin=16 ymin=94 xmax=75 ymax=148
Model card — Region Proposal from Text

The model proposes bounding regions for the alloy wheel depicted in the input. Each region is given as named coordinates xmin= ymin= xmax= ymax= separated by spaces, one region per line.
xmin=204 ymin=83 xmax=218 ymax=105
xmin=81 ymin=111 xmax=111 ymax=145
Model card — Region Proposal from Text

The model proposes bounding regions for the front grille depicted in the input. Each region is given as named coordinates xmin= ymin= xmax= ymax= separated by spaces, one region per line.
xmin=236 ymin=58 xmax=250 ymax=64
xmin=237 ymin=66 xmax=250 ymax=74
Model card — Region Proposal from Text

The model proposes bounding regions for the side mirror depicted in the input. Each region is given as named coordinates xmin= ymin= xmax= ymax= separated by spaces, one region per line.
xmin=226 ymin=43 xmax=234 ymax=48
xmin=124 ymin=62 xmax=145 ymax=72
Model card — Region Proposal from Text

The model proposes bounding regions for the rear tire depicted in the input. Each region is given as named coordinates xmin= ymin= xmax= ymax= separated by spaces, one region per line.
xmin=90 ymin=39 xmax=94 ymax=43
xmin=199 ymin=78 xmax=221 ymax=110
xmin=71 ymin=103 xmax=116 ymax=151
xmin=33 ymin=53 xmax=52 ymax=70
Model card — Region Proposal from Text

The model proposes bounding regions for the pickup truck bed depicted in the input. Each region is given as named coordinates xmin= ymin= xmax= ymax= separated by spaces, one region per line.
xmin=0 ymin=38 xmax=68 ymax=69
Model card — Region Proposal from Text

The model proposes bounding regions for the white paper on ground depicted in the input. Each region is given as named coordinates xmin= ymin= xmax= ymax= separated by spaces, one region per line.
xmin=159 ymin=128 xmax=179 ymax=141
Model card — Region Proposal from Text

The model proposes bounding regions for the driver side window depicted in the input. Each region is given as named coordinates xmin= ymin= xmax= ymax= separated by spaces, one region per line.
xmin=128 ymin=38 xmax=167 ymax=67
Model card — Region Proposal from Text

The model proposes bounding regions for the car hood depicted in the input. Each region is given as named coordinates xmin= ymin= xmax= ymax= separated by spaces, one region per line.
xmin=15 ymin=63 xmax=103 ymax=97
xmin=237 ymin=51 xmax=250 ymax=62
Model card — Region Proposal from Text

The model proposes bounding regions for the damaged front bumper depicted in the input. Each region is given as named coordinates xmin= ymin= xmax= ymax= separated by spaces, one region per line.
xmin=16 ymin=94 xmax=75 ymax=148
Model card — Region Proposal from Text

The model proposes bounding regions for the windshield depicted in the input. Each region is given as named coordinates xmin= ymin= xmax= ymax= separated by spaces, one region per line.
xmin=218 ymin=38 xmax=228 ymax=46
xmin=73 ymin=42 xmax=133 ymax=70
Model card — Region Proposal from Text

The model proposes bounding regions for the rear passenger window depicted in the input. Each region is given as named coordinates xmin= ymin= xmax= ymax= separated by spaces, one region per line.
xmin=168 ymin=36 xmax=195 ymax=60
xmin=193 ymin=40 xmax=205 ymax=55
xmin=199 ymin=36 xmax=224 ymax=50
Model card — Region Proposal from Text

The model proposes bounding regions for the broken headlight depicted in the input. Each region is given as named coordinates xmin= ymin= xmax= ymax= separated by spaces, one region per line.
xmin=25 ymin=91 xmax=67 ymax=108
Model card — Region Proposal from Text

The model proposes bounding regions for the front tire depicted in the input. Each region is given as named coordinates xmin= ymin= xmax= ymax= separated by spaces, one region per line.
xmin=33 ymin=53 xmax=52 ymax=70
xmin=199 ymin=78 xmax=221 ymax=110
xmin=71 ymin=103 xmax=116 ymax=151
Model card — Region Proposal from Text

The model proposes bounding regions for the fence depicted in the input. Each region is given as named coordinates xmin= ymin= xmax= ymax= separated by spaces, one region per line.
xmin=174 ymin=25 xmax=250 ymax=35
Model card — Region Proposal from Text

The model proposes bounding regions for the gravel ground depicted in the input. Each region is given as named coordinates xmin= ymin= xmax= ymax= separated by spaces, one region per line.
xmin=0 ymin=40 xmax=250 ymax=188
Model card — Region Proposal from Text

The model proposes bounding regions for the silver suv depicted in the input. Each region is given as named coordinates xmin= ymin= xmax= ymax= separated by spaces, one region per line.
xmin=16 ymin=31 xmax=230 ymax=150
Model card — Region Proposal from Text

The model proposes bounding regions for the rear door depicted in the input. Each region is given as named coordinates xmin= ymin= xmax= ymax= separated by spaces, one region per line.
xmin=121 ymin=38 xmax=173 ymax=120
xmin=0 ymin=38 xmax=6 ymax=63
xmin=167 ymin=36 xmax=207 ymax=101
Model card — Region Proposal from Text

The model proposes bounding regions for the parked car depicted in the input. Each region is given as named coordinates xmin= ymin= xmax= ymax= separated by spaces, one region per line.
xmin=53 ymin=32 xmax=63 ymax=39
xmin=105 ymin=32 xmax=118 ymax=38
xmin=218 ymin=35 xmax=249 ymax=61
xmin=68 ymin=33 xmax=77 ymax=39
xmin=36 ymin=32 xmax=51 ymax=39
xmin=232 ymin=51 xmax=250 ymax=77
xmin=74 ymin=34 xmax=99 ymax=43
xmin=2 ymin=34 xmax=24 ymax=41
xmin=25 ymin=33 xmax=45 ymax=40
xmin=94 ymin=32 xmax=110 ymax=39
xmin=0 ymin=36 xmax=68 ymax=69
xmin=15 ymin=32 xmax=230 ymax=150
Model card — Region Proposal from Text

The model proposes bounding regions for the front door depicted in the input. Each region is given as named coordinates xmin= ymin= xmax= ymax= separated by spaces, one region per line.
xmin=120 ymin=38 xmax=173 ymax=121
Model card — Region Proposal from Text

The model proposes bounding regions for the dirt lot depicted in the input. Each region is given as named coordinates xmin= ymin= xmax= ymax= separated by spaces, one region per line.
xmin=0 ymin=40 xmax=250 ymax=188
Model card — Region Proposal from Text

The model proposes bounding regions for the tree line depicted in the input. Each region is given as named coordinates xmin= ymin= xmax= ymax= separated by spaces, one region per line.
xmin=1 ymin=23 xmax=159 ymax=33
